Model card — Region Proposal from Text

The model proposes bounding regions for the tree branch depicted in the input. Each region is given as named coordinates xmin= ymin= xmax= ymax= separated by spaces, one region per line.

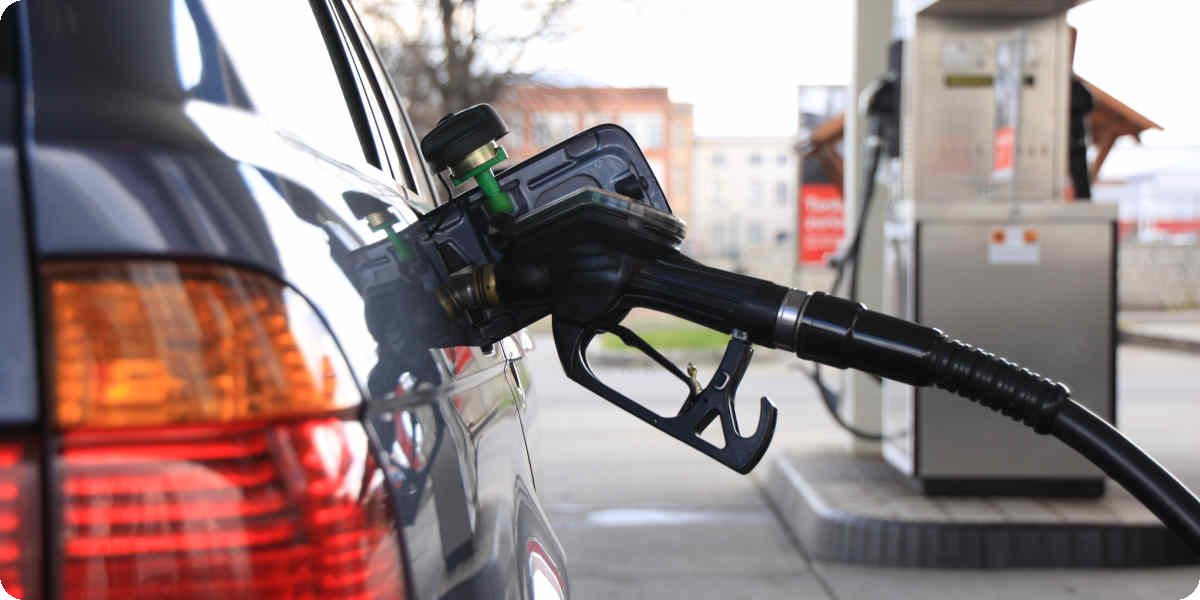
xmin=357 ymin=0 xmax=578 ymax=132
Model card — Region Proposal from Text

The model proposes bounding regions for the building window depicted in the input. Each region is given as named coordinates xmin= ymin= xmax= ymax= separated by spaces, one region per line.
xmin=619 ymin=112 xmax=665 ymax=149
xmin=711 ymin=153 xmax=726 ymax=166
xmin=776 ymin=230 xmax=790 ymax=245
xmin=532 ymin=112 xmax=578 ymax=147
xmin=776 ymin=181 xmax=789 ymax=205
xmin=710 ymin=179 xmax=723 ymax=205
xmin=749 ymin=153 xmax=763 ymax=166
xmin=749 ymin=179 xmax=764 ymax=207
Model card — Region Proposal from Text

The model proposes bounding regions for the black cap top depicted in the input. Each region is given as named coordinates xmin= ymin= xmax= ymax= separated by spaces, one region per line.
xmin=420 ymin=104 xmax=509 ymax=173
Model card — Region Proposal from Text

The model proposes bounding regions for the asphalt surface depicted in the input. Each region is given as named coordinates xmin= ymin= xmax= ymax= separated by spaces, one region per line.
xmin=524 ymin=332 xmax=1200 ymax=599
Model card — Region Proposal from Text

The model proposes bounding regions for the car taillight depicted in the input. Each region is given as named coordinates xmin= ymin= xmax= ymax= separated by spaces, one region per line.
xmin=0 ymin=440 xmax=39 ymax=600
xmin=44 ymin=261 xmax=408 ymax=600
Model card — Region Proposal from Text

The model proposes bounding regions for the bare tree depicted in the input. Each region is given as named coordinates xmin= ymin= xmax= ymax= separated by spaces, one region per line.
xmin=357 ymin=0 xmax=575 ymax=136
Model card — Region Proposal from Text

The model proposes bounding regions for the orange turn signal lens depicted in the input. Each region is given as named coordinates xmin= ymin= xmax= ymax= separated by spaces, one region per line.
xmin=44 ymin=261 xmax=362 ymax=429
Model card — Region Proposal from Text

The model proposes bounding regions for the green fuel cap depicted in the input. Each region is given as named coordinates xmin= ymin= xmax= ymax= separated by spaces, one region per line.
xmin=420 ymin=104 xmax=515 ymax=215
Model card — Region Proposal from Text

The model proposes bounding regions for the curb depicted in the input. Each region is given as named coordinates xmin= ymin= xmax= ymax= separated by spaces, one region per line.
xmin=1119 ymin=329 xmax=1200 ymax=355
xmin=756 ymin=452 xmax=1197 ymax=569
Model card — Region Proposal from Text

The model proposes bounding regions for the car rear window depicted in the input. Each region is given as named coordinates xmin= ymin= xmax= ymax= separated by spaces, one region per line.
xmin=199 ymin=0 xmax=373 ymax=167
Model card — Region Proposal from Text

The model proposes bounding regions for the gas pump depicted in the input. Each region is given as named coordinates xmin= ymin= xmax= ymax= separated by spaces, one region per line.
xmin=879 ymin=0 xmax=1117 ymax=496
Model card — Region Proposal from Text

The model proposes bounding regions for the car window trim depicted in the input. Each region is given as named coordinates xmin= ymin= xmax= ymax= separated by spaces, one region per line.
xmin=295 ymin=0 xmax=421 ymax=223
xmin=327 ymin=0 xmax=416 ymax=192
xmin=317 ymin=0 xmax=405 ymax=183
xmin=304 ymin=0 xmax=383 ymax=171
xmin=393 ymin=83 xmax=449 ymax=206
xmin=337 ymin=0 xmax=446 ymax=208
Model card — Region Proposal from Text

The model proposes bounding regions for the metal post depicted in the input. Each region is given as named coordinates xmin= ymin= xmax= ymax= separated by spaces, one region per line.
xmin=842 ymin=0 xmax=893 ymax=454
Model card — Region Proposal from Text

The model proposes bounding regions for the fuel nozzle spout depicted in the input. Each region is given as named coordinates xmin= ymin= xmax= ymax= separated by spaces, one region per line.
xmin=436 ymin=262 xmax=551 ymax=318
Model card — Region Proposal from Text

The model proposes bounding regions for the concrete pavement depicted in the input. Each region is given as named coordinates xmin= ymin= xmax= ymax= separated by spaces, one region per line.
xmin=524 ymin=332 xmax=1200 ymax=598
xmin=1121 ymin=310 xmax=1200 ymax=353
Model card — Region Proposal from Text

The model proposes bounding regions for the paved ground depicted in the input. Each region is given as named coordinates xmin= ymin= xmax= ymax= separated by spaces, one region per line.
xmin=524 ymin=333 xmax=1200 ymax=599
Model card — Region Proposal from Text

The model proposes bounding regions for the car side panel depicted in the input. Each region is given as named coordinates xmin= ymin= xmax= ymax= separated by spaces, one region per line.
xmin=334 ymin=2 xmax=569 ymax=595
xmin=25 ymin=2 xmax=566 ymax=598
xmin=0 ymin=4 xmax=37 ymax=425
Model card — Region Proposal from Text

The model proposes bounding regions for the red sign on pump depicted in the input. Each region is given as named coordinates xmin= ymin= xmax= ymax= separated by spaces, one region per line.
xmin=798 ymin=183 xmax=844 ymax=264
xmin=993 ymin=126 xmax=1015 ymax=176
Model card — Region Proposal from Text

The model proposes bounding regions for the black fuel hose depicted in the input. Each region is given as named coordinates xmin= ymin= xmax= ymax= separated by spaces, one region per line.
xmin=615 ymin=255 xmax=1200 ymax=551
xmin=453 ymin=193 xmax=1200 ymax=551
xmin=784 ymin=291 xmax=1200 ymax=554
xmin=1052 ymin=401 xmax=1200 ymax=550
xmin=606 ymin=262 xmax=1200 ymax=552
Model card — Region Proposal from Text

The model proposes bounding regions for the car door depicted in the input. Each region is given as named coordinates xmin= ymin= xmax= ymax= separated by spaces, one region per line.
xmin=327 ymin=2 xmax=567 ymax=598
xmin=24 ymin=0 xmax=567 ymax=595
xmin=25 ymin=1 xmax=435 ymax=597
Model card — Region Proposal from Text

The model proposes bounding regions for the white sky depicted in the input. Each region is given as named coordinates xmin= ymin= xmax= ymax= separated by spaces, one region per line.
xmin=510 ymin=0 xmax=851 ymax=137
xmin=1068 ymin=0 xmax=1200 ymax=148
xmin=503 ymin=0 xmax=1198 ymax=157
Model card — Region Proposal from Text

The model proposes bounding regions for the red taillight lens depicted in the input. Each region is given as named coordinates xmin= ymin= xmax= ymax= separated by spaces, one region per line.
xmin=0 ymin=441 xmax=39 ymax=600
xmin=60 ymin=420 xmax=403 ymax=599
xmin=45 ymin=261 xmax=408 ymax=600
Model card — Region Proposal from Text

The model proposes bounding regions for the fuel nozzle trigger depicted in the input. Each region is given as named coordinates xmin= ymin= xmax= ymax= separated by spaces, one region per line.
xmin=552 ymin=319 xmax=777 ymax=474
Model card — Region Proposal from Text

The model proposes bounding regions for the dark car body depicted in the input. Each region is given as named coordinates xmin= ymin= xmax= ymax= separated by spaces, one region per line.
xmin=1 ymin=1 xmax=566 ymax=598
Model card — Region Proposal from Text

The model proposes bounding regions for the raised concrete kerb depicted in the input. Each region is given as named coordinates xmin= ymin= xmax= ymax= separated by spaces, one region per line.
xmin=1119 ymin=328 xmax=1200 ymax=355
xmin=756 ymin=451 xmax=1199 ymax=568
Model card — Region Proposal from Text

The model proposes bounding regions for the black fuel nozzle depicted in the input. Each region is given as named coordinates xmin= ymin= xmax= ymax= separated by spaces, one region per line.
xmin=420 ymin=104 xmax=515 ymax=215
xmin=436 ymin=262 xmax=551 ymax=320
xmin=429 ymin=187 xmax=796 ymax=472
xmin=409 ymin=142 xmax=1200 ymax=551
xmin=424 ymin=186 xmax=1077 ymax=479
xmin=1069 ymin=76 xmax=1095 ymax=200
xmin=427 ymin=186 xmax=1072 ymax=473
xmin=858 ymin=39 xmax=903 ymax=157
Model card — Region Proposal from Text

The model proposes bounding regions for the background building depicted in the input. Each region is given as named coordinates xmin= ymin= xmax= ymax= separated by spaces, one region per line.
xmin=690 ymin=137 xmax=798 ymax=278
xmin=495 ymin=86 xmax=694 ymax=224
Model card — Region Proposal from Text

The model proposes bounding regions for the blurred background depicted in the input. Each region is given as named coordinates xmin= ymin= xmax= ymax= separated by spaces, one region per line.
xmin=355 ymin=1 xmax=1200 ymax=597
xmin=356 ymin=0 xmax=1199 ymax=303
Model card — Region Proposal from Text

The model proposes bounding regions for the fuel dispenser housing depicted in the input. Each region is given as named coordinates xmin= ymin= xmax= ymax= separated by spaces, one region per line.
xmin=880 ymin=0 xmax=1116 ymax=495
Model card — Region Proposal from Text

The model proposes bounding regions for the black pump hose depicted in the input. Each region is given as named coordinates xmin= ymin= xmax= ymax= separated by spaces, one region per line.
xmin=1052 ymin=402 xmax=1200 ymax=549
xmin=611 ymin=256 xmax=1200 ymax=550
xmin=599 ymin=251 xmax=1200 ymax=551
xmin=938 ymin=339 xmax=1200 ymax=552
xmin=789 ymin=291 xmax=1200 ymax=554
xmin=442 ymin=166 xmax=1200 ymax=551
xmin=938 ymin=339 xmax=1200 ymax=551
